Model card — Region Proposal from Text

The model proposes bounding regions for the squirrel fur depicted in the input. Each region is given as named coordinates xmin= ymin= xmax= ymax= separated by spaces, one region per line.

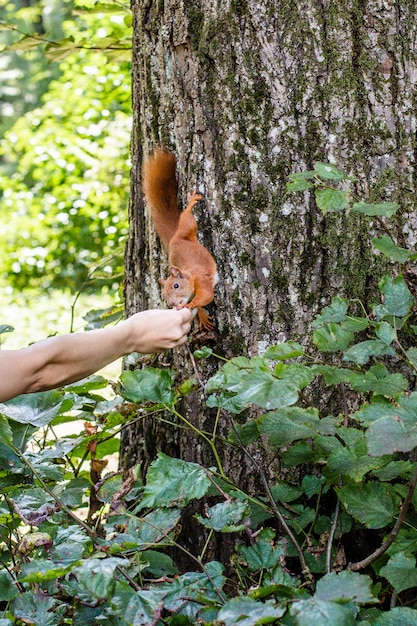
xmin=142 ymin=149 xmax=218 ymax=330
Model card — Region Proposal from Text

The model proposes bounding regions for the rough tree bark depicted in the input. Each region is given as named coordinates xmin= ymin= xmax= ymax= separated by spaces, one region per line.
xmin=121 ymin=0 xmax=417 ymax=560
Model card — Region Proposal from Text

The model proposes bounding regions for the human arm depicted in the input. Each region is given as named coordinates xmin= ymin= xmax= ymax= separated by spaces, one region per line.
xmin=0 ymin=308 xmax=192 ymax=402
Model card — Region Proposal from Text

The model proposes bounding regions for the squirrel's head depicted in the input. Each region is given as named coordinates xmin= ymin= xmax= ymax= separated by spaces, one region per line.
xmin=159 ymin=266 xmax=194 ymax=307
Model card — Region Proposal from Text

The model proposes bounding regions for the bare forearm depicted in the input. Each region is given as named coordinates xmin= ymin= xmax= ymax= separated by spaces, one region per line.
xmin=0 ymin=308 xmax=192 ymax=402
xmin=27 ymin=326 xmax=128 ymax=392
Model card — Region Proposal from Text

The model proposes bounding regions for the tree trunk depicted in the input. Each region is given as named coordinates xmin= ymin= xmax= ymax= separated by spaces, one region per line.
xmin=121 ymin=0 xmax=417 ymax=562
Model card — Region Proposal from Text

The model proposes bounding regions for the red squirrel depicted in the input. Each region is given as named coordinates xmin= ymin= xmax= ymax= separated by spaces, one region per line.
xmin=142 ymin=149 xmax=218 ymax=331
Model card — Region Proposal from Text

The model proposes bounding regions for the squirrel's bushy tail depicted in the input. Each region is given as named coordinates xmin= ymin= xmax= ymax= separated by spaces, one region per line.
xmin=142 ymin=149 xmax=181 ymax=248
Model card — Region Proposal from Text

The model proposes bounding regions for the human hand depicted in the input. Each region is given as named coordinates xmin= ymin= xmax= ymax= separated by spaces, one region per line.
xmin=121 ymin=308 xmax=193 ymax=353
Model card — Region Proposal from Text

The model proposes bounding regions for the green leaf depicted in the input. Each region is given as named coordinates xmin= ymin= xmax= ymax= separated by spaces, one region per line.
xmin=373 ymin=607 xmax=417 ymax=625
xmin=12 ymin=489 xmax=56 ymax=526
xmin=375 ymin=321 xmax=396 ymax=345
xmin=313 ymin=297 xmax=348 ymax=328
xmin=263 ymin=341 xmax=304 ymax=360
xmin=196 ymin=500 xmax=250 ymax=532
xmin=314 ymin=162 xmax=346 ymax=181
xmin=71 ymin=557 xmax=127 ymax=601
xmin=336 ymin=482 xmax=398 ymax=528
xmin=120 ymin=368 xmax=175 ymax=405
xmin=343 ymin=339 xmax=395 ymax=365
xmin=376 ymin=275 xmax=415 ymax=319
xmin=0 ymin=570 xmax=18 ymax=601
xmin=349 ymin=364 xmax=407 ymax=397
xmin=120 ymin=588 xmax=166 ymax=626
xmin=290 ymin=598 xmax=356 ymax=626
xmin=258 ymin=407 xmax=320 ymax=446
xmin=313 ymin=323 xmax=354 ymax=352
xmin=366 ymin=416 xmax=417 ymax=456
xmin=406 ymin=347 xmax=417 ymax=368
xmin=0 ymin=391 xmax=73 ymax=427
xmin=372 ymin=235 xmax=413 ymax=262
xmin=312 ymin=365 xmax=354 ymax=385
xmin=0 ymin=415 xmax=13 ymax=445
xmin=13 ymin=591 xmax=64 ymax=626
xmin=193 ymin=346 xmax=213 ymax=359
xmin=327 ymin=448 xmax=382 ymax=482
xmin=352 ymin=201 xmax=399 ymax=217
xmin=286 ymin=171 xmax=315 ymax=192
xmin=126 ymin=508 xmax=181 ymax=548
xmin=157 ymin=561 xmax=225 ymax=617
xmin=379 ymin=552 xmax=417 ymax=593
xmin=207 ymin=367 xmax=299 ymax=414
xmin=137 ymin=453 xmax=211 ymax=511
xmin=218 ymin=596 xmax=285 ymax=625
xmin=286 ymin=173 xmax=314 ymax=192
xmin=19 ymin=559 xmax=74 ymax=583
xmin=315 ymin=188 xmax=349 ymax=213
xmin=315 ymin=570 xmax=375 ymax=603
xmin=236 ymin=529 xmax=283 ymax=570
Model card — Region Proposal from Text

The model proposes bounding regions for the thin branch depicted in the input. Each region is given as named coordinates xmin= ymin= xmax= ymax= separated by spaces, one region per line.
xmin=10 ymin=443 xmax=96 ymax=539
xmin=326 ymin=498 xmax=340 ymax=573
xmin=348 ymin=461 xmax=417 ymax=571
xmin=223 ymin=410 xmax=313 ymax=584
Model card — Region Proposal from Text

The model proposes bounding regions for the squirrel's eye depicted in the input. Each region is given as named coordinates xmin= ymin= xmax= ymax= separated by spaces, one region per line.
xmin=173 ymin=283 xmax=179 ymax=289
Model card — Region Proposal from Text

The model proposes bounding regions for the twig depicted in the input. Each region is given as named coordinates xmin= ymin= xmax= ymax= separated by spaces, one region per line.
xmin=10 ymin=443 xmax=96 ymax=539
xmin=326 ymin=498 xmax=340 ymax=573
xmin=348 ymin=461 xmax=417 ymax=571
xmin=223 ymin=410 xmax=313 ymax=584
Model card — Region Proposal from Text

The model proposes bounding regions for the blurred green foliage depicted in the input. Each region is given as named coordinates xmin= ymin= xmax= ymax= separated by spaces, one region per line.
xmin=0 ymin=0 xmax=131 ymax=292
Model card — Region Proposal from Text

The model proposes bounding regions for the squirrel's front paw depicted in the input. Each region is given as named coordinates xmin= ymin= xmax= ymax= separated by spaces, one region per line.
xmin=187 ymin=190 xmax=203 ymax=204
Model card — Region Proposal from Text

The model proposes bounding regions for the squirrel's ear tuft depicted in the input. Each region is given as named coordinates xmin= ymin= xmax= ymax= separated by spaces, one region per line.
xmin=158 ymin=277 xmax=166 ymax=286
xmin=168 ymin=266 xmax=185 ymax=279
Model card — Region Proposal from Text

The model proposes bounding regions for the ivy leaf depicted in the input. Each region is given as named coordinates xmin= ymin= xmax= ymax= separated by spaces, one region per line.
xmin=286 ymin=173 xmax=314 ymax=192
xmin=376 ymin=275 xmax=415 ymax=319
xmin=0 ymin=415 xmax=13 ymax=446
xmin=336 ymin=483 xmax=398 ymax=528
xmin=71 ymin=558 xmax=126 ymax=601
xmin=263 ymin=341 xmax=304 ymax=360
xmin=327 ymin=448 xmax=382 ymax=482
xmin=11 ymin=489 xmax=57 ymax=526
xmin=373 ymin=607 xmax=417 ymax=625
xmin=312 ymin=365 xmax=353 ymax=386
xmin=120 ymin=368 xmax=175 ymax=405
xmin=19 ymin=559 xmax=74 ymax=583
xmin=137 ymin=453 xmax=211 ymax=511
xmin=406 ymin=347 xmax=417 ymax=368
xmin=314 ymin=162 xmax=346 ymax=181
xmin=313 ymin=297 xmax=348 ymax=328
xmin=207 ymin=368 xmax=299 ymax=414
xmin=352 ymin=201 xmax=399 ymax=218
xmin=0 ymin=570 xmax=18 ymax=602
xmin=290 ymin=598 xmax=356 ymax=625
xmin=236 ymin=529 xmax=283 ymax=570
xmin=343 ymin=339 xmax=395 ymax=365
xmin=0 ymin=392 xmax=73 ymax=428
xmin=379 ymin=552 xmax=417 ymax=593
xmin=218 ymin=597 xmax=285 ymax=625
xmin=315 ymin=188 xmax=349 ymax=213
xmin=258 ymin=407 xmax=320 ymax=446
xmin=120 ymin=588 xmax=166 ymax=626
xmin=13 ymin=591 xmax=64 ymax=626
xmin=313 ymin=323 xmax=354 ymax=352
xmin=196 ymin=500 xmax=250 ymax=532
xmin=372 ymin=235 xmax=414 ymax=263
xmin=366 ymin=416 xmax=417 ymax=456
xmin=315 ymin=570 xmax=376 ymax=603
xmin=349 ymin=364 xmax=407 ymax=397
